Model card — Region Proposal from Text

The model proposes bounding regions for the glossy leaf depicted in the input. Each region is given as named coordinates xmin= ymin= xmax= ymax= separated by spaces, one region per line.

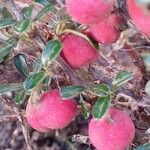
xmin=0 ymin=83 xmax=23 ymax=94
xmin=136 ymin=143 xmax=150 ymax=150
xmin=22 ymin=5 xmax=33 ymax=19
xmin=145 ymin=80 xmax=150 ymax=97
xmin=14 ymin=19 xmax=30 ymax=33
xmin=14 ymin=54 xmax=29 ymax=77
xmin=0 ymin=37 xmax=18 ymax=63
xmin=33 ymin=4 xmax=54 ymax=21
xmin=32 ymin=0 xmax=49 ymax=6
xmin=42 ymin=40 xmax=62 ymax=65
xmin=2 ymin=7 xmax=13 ymax=18
xmin=23 ymin=71 xmax=45 ymax=91
xmin=81 ymin=102 xmax=90 ymax=119
xmin=32 ymin=58 xmax=42 ymax=72
xmin=112 ymin=71 xmax=133 ymax=92
xmin=15 ymin=90 xmax=26 ymax=104
xmin=92 ymin=95 xmax=111 ymax=119
xmin=141 ymin=52 xmax=150 ymax=72
xmin=137 ymin=0 xmax=150 ymax=5
xmin=90 ymin=84 xmax=110 ymax=97
xmin=0 ymin=18 xmax=16 ymax=29
xmin=61 ymin=86 xmax=85 ymax=99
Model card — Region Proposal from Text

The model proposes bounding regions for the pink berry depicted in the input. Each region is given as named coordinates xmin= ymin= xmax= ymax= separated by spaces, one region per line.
xmin=26 ymin=102 xmax=49 ymax=133
xmin=65 ymin=0 xmax=115 ymax=25
xmin=26 ymin=89 xmax=77 ymax=131
xmin=90 ymin=13 xmax=124 ymax=44
xmin=62 ymin=34 xmax=99 ymax=68
xmin=37 ymin=89 xmax=77 ymax=129
xmin=127 ymin=0 xmax=150 ymax=36
xmin=88 ymin=108 xmax=135 ymax=150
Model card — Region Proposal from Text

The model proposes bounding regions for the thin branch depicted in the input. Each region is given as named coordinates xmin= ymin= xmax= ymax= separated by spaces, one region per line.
xmin=0 ymin=96 xmax=34 ymax=150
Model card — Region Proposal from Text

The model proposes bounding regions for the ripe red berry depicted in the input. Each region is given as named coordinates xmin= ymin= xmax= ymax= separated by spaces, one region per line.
xmin=90 ymin=13 xmax=124 ymax=44
xmin=127 ymin=0 xmax=150 ymax=36
xmin=26 ymin=89 xmax=77 ymax=131
xmin=62 ymin=34 xmax=99 ymax=68
xmin=65 ymin=0 xmax=115 ymax=25
xmin=88 ymin=108 xmax=135 ymax=150
xmin=26 ymin=102 xmax=49 ymax=133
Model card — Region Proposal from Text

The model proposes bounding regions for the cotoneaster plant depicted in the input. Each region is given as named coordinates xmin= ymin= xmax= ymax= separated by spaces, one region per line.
xmin=127 ymin=0 xmax=150 ymax=36
xmin=90 ymin=13 xmax=125 ymax=44
xmin=65 ymin=0 xmax=115 ymax=25
xmin=0 ymin=1 xmax=137 ymax=149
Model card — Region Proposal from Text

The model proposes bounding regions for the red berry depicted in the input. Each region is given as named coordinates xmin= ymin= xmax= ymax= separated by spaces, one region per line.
xmin=66 ymin=0 xmax=115 ymax=25
xmin=26 ymin=102 xmax=49 ymax=133
xmin=90 ymin=13 xmax=124 ymax=44
xmin=62 ymin=34 xmax=99 ymax=68
xmin=88 ymin=108 xmax=135 ymax=150
xmin=26 ymin=89 xmax=77 ymax=131
xmin=127 ymin=0 xmax=150 ymax=36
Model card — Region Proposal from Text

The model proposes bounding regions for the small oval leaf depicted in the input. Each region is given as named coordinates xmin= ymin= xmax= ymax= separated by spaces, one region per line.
xmin=137 ymin=0 xmax=150 ymax=5
xmin=33 ymin=0 xmax=49 ymax=6
xmin=61 ymin=85 xmax=85 ymax=99
xmin=22 ymin=5 xmax=33 ymax=19
xmin=90 ymin=84 xmax=110 ymax=97
xmin=42 ymin=40 xmax=62 ymax=65
xmin=141 ymin=52 xmax=150 ymax=72
xmin=145 ymin=80 xmax=150 ymax=96
xmin=15 ymin=90 xmax=26 ymax=104
xmin=23 ymin=71 xmax=45 ymax=91
xmin=0 ymin=37 xmax=18 ymax=63
xmin=0 ymin=18 xmax=16 ymax=29
xmin=14 ymin=54 xmax=29 ymax=77
xmin=33 ymin=4 xmax=54 ymax=21
xmin=14 ymin=19 xmax=30 ymax=33
xmin=81 ymin=102 xmax=90 ymax=119
xmin=2 ymin=7 xmax=13 ymax=18
xmin=112 ymin=71 xmax=133 ymax=92
xmin=136 ymin=143 xmax=150 ymax=150
xmin=0 ymin=83 xmax=23 ymax=94
xmin=92 ymin=95 xmax=111 ymax=119
xmin=32 ymin=58 xmax=42 ymax=72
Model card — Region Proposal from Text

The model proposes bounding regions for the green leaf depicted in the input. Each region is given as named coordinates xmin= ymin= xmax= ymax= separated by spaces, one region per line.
xmin=2 ymin=7 xmax=13 ymax=18
xmin=15 ymin=90 xmax=26 ymax=104
xmin=0 ymin=18 xmax=16 ymax=29
xmin=22 ymin=5 xmax=33 ymax=19
xmin=23 ymin=71 xmax=46 ymax=91
xmin=14 ymin=54 xmax=29 ymax=77
xmin=145 ymin=80 xmax=150 ymax=97
xmin=137 ymin=0 xmax=150 ymax=5
xmin=32 ymin=0 xmax=49 ymax=6
xmin=61 ymin=85 xmax=85 ymax=99
xmin=81 ymin=102 xmax=90 ymax=119
xmin=0 ymin=83 xmax=23 ymax=94
xmin=90 ymin=84 xmax=110 ymax=97
xmin=92 ymin=95 xmax=111 ymax=119
xmin=112 ymin=71 xmax=133 ymax=92
xmin=14 ymin=19 xmax=30 ymax=33
xmin=33 ymin=4 xmax=54 ymax=21
xmin=6 ymin=37 xmax=18 ymax=47
xmin=32 ymin=58 xmax=42 ymax=72
xmin=141 ymin=52 xmax=150 ymax=72
xmin=136 ymin=143 xmax=150 ymax=150
xmin=42 ymin=40 xmax=62 ymax=65
xmin=0 ymin=37 xmax=18 ymax=63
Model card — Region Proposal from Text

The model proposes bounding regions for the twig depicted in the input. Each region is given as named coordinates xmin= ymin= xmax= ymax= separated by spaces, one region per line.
xmin=0 ymin=114 xmax=17 ymax=122
xmin=0 ymin=96 xmax=34 ymax=150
